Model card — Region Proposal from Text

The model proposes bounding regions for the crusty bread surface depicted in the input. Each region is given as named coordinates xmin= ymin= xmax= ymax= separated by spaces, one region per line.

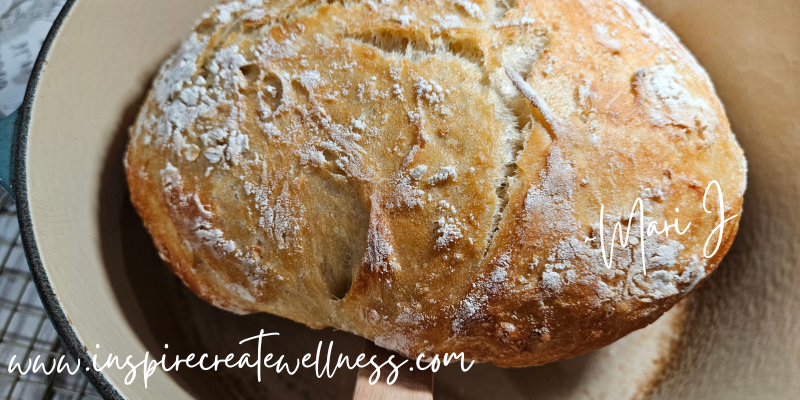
xmin=125 ymin=0 xmax=747 ymax=367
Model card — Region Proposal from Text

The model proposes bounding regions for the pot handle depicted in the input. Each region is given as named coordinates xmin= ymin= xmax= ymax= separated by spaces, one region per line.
xmin=0 ymin=110 xmax=18 ymax=196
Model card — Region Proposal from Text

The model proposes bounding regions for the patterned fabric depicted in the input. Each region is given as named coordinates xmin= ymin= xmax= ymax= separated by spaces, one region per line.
xmin=0 ymin=0 xmax=65 ymax=117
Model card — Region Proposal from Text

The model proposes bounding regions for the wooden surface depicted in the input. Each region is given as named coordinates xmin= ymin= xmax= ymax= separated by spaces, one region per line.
xmin=353 ymin=341 xmax=433 ymax=400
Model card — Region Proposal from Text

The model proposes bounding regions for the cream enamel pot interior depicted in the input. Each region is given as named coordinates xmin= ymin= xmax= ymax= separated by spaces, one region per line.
xmin=1 ymin=0 xmax=799 ymax=399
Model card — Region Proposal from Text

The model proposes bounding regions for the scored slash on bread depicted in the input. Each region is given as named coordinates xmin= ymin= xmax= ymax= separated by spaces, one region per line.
xmin=125 ymin=0 xmax=746 ymax=367
xmin=503 ymin=65 xmax=570 ymax=139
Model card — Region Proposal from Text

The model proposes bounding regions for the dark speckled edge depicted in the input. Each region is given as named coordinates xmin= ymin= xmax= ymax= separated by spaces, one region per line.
xmin=15 ymin=0 xmax=124 ymax=398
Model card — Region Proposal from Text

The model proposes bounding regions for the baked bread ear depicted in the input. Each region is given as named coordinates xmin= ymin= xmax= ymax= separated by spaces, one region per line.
xmin=125 ymin=0 xmax=746 ymax=367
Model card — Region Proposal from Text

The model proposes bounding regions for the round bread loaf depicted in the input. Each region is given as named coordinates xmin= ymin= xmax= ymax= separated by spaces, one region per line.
xmin=125 ymin=0 xmax=747 ymax=366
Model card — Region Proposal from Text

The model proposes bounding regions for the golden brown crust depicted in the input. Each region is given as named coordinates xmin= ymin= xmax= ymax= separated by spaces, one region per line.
xmin=125 ymin=0 xmax=747 ymax=366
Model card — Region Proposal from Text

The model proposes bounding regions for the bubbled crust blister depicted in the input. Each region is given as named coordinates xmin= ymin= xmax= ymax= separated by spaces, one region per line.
xmin=125 ymin=0 xmax=746 ymax=367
